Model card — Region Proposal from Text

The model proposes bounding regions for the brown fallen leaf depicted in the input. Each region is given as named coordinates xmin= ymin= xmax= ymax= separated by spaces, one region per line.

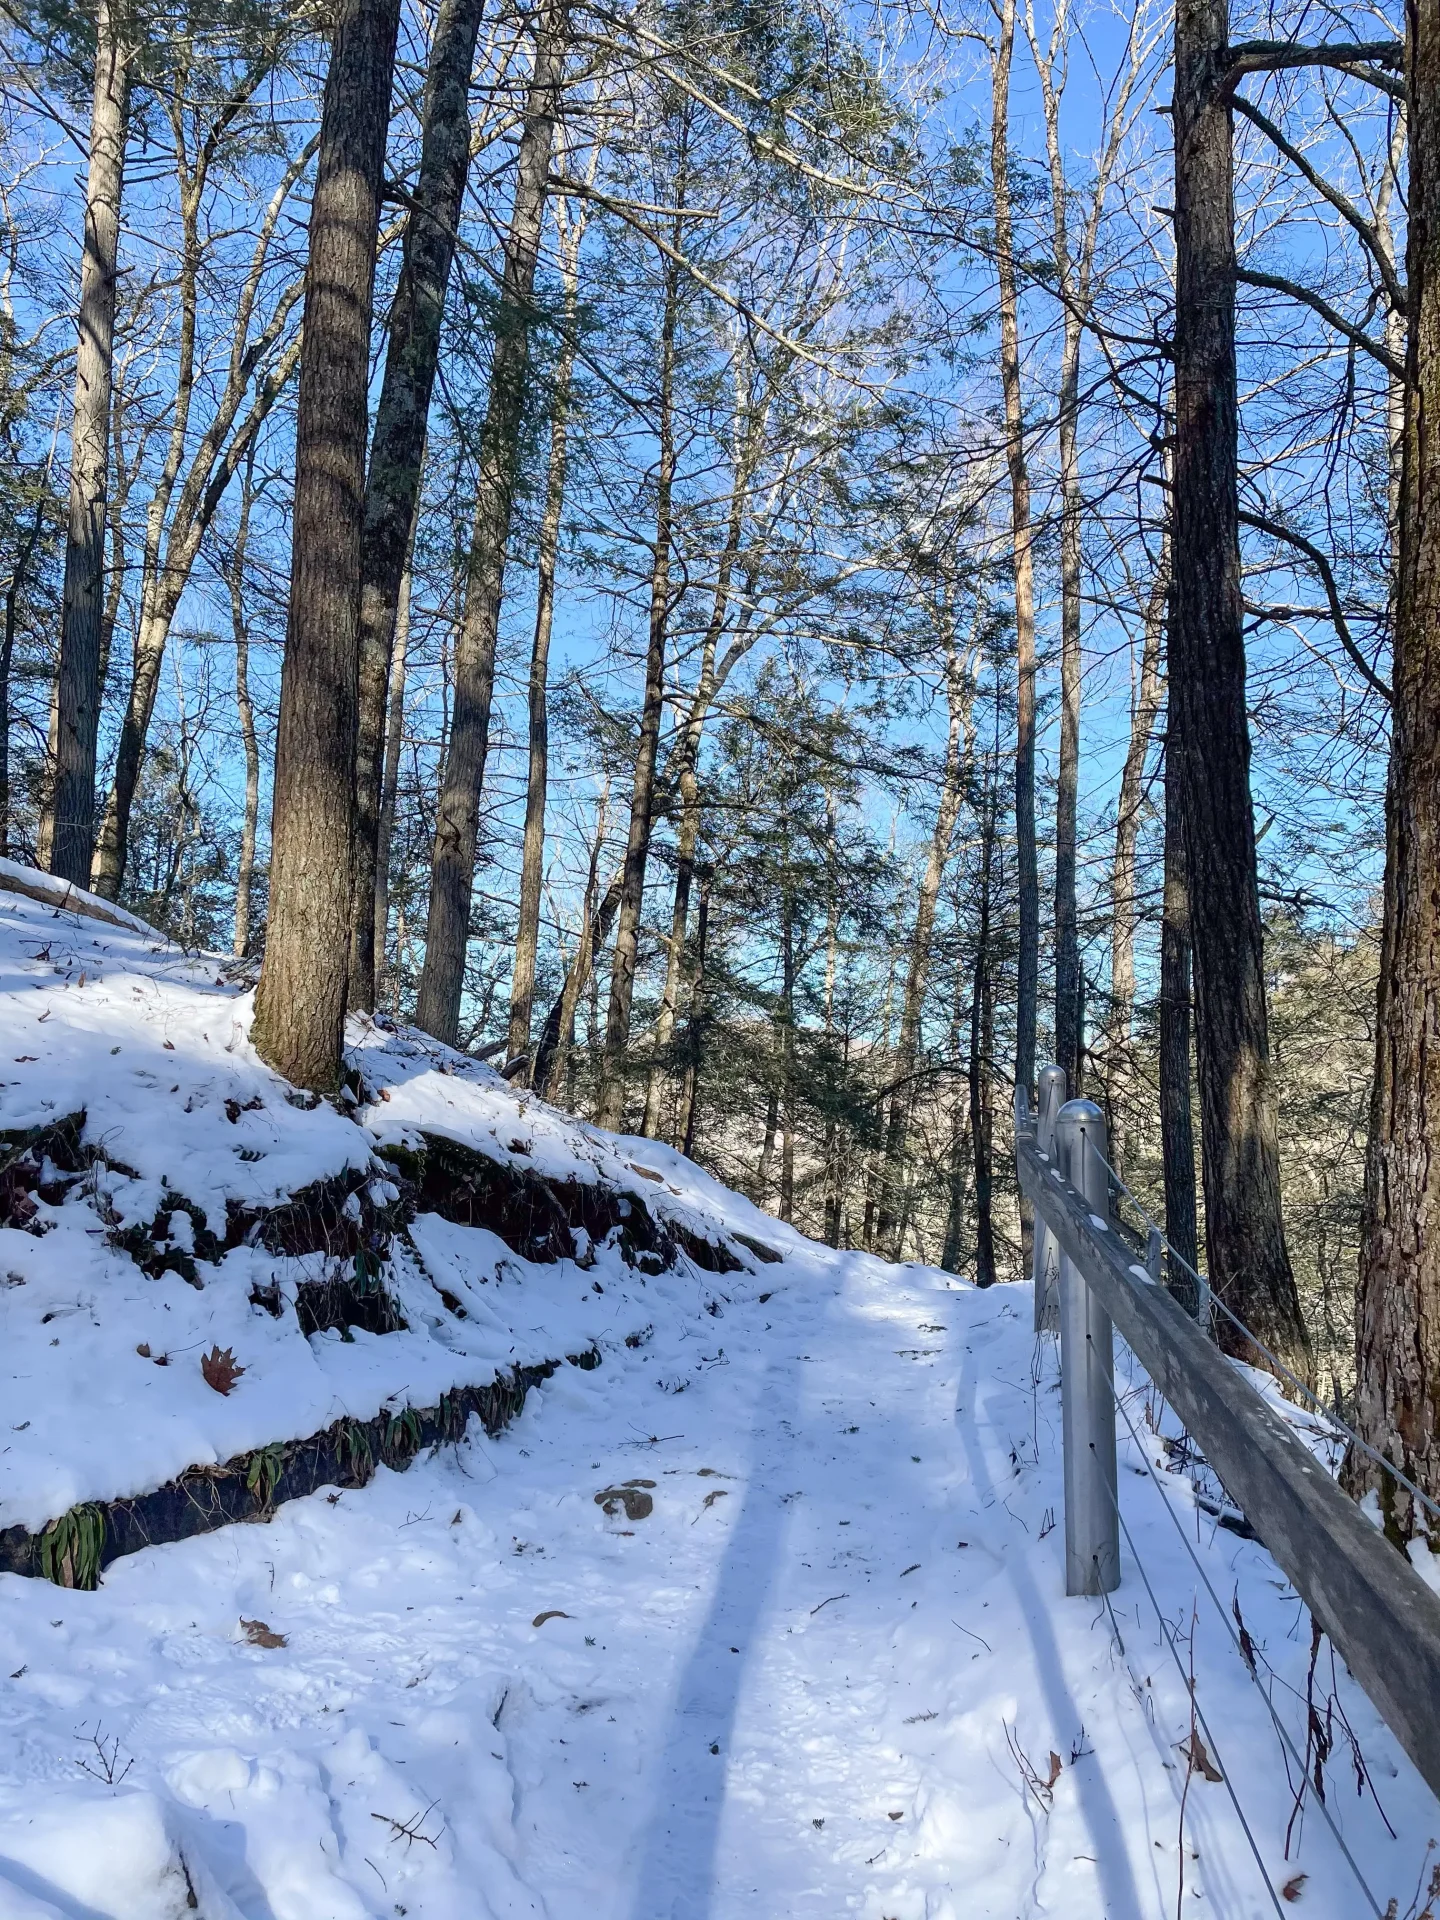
xmin=533 ymin=1610 xmax=572 ymax=1628
xmin=888 ymin=1810 xmax=904 ymax=1821
xmin=200 ymin=1345 xmax=244 ymax=1395
xmin=1180 ymin=1732 xmax=1223 ymax=1783
xmin=595 ymin=1482 xmax=655 ymax=1521
xmin=135 ymin=1343 xmax=150 ymax=1358
xmin=701 ymin=1490 xmax=728 ymax=1509
xmin=1045 ymin=1751 xmax=1063 ymax=1790
xmin=1281 ymin=1874 xmax=1308 ymax=1903
xmin=241 ymin=1617 xmax=286 ymax=1648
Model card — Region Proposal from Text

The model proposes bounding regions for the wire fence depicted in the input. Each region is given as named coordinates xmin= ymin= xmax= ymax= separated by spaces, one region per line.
xmin=1021 ymin=1078 xmax=1439 ymax=1919
xmin=1090 ymin=1135 xmax=1440 ymax=1534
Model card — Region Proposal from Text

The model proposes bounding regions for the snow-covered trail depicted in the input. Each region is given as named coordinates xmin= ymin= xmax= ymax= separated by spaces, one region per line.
xmin=1 ymin=1221 xmax=1434 ymax=1919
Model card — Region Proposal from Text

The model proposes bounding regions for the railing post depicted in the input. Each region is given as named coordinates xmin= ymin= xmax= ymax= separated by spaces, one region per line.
xmin=1032 ymin=1063 xmax=1066 ymax=1332
xmin=1053 ymin=1097 xmax=1120 ymax=1596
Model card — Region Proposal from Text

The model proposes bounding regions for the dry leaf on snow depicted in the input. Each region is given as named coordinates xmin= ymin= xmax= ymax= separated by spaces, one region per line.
xmin=241 ymin=1618 xmax=286 ymax=1648
xmin=201 ymin=1345 xmax=244 ymax=1395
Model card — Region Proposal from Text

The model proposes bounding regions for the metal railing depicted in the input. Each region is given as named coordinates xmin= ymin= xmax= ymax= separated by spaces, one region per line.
xmin=1016 ymin=1069 xmax=1440 ymax=1840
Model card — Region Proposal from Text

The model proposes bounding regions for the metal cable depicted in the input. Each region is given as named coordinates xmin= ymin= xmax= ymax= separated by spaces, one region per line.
xmin=1085 ymin=1138 xmax=1440 ymax=1531
xmin=1099 ymin=1476 xmax=1291 ymax=1920
xmin=1111 ymin=1380 xmax=1386 ymax=1917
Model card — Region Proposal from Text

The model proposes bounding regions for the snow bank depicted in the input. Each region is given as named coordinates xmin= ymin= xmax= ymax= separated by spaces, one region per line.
xmin=0 ymin=881 xmax=757 ymax=1539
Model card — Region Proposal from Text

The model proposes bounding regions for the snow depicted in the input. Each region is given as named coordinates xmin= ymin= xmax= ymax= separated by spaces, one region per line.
xmin=0 ymin=877 xmax=1435 ymax=1917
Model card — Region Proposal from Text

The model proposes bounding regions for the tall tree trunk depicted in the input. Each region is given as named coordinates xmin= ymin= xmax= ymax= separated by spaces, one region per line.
xmin=970 ymin=777 xmax=998 ymax=1289
xmin=779 ymin=880 xmax=796 ymax=1223
xmin=941 ymin=915 xmax=972 ymax=1274
xmin=229 ymin=453 xmax=259 ymax=958
xmin=0 ymin=489 xmax=48 ymax=858
xmin=1351 ymin=0 xmax=1440 ymax=1535
xmin=373 ymin=555 xmax=412 ymax=1002
xmin=877 ymin=635 xmax=967 ymax=1256
xmin=1171 ymin=0 xmax=1309 ymax=1376
xmin=415 ymin=2 xmax=567 ymax=1044
xmin=1052 ymin=386 xmax=1082 ymax=1093
xmin=821 ymin=797 xmax=843 ymax=1246
xmin=1105 ymin=538 xmax=1167 ymax=1173
xmin=251 ymin=0 xmax=401 ymax=1092
xmin=991 ymin=0 xmax=1038 ymax=1111
xmin=678 ymin=865 xmax=711 ymax=1162
xmin=350 ymin=0 xmax=486 ymax=1009
xmin=1160 ymin=720 xmax=1198 ymax=1275
xmin=48 ymin=0 xmax=131 ymax=884
xmin=595 ymin=244 xmax=680 ymax=1131
xmin=507 ymin=236 xmax=580 ymax=1066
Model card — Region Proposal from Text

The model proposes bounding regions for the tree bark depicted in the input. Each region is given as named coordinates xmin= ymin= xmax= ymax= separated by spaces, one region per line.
xmin=250 ymin=0 xmax=401 ymax=1093
xmin=595 ymin=242 xmax=680 ymax=1132
xmin=0 ymin=489 xmax=48 ymax=859
xmin=349 ymin=0 xmax=487 ymax=1010
xmin=506 ymin=226 xmax=581 ymax=1066
xmin=1160 ymin=721 xmax=1199 ymax=1276
xmin=991 ymin=0 xmax=1038 ymax=1111
xmin=1105 ymin=537 xmax=1167 ymax=1173
xmin=971 ymin=773 xmax=998 ymax=1289
xmin=373 ymin=555 xmax=412 ymax=1002
xmin=1351 ymin=0 xmax=1440 ymax=1537
xmin=48 ymin=0 xmax=131 ymax=885
xmin=1170 ymin=0 xmax=1310 ymax=1376
xmin=677 ymin=866 xmax=711 ymax=1163
xmin=415 ymin=1 xmax=568 ymax=1045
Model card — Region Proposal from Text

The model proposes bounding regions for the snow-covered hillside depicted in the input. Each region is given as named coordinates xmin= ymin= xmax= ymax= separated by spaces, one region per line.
xmin=0 ymin=869 xmax=1432 ymax=1919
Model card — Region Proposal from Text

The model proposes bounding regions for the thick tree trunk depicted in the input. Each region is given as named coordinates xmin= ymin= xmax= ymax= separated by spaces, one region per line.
xmin=415 ymin=2 xmax=567 ymax=1044
xmin=1351 ymin=0 xmax=1440 ymax=1537
xmin=0 ymin=492 xmax=47 ymax=858
xmin=595 ymin=248 xmax=680 ymax=1131
xmin=250 ymin=0 xmax=400 ymax=1092
xmin=48 ymin=0 xmax=131 ymax=884
xmin=507 ymin=253 xmax=579 ymax=1066
xmin=877 ymin=637 xmax=966 ymax=1256
xmin=1160 ymin=722 xmax=1199 ymax=1275
xmin=1105 ymin=540 xmax=1167 ymax=1172
xmin=350 ymin=0 xmax=486 ymax=1010
xmin=1170 ymin=0 xmax=1310 ymax=1376
xmin=373 ymin=557 xmax=411 ymax=1001
xmin=991 ymin=0 xmax=1038 ymax=1111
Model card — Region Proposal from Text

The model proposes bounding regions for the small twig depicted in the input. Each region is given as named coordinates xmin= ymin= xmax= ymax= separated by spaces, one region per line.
xmin=370 ymin=1800 xmax=442 ymax=1850
xmin=952 ymin=1618 xmax=992 ymax=1653
xmin=810 ymin=1593 xmax=848 ymax=1615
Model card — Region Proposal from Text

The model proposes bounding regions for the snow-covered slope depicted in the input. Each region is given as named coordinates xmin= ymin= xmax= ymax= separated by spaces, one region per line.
xmin=0 ymin=877 xmax=787 ymax=1541
xmin=0 ymin=873 xmax=1433 ymax=1919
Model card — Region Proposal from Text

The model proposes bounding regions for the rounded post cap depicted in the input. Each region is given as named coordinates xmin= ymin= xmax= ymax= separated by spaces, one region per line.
xmin=1037 ymin=1063 xmax=1067 ymax=1119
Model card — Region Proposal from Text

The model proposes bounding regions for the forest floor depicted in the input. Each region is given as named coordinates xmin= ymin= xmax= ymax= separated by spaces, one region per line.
xmin=0 ymin=871 xmax=1433 ymax=1920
